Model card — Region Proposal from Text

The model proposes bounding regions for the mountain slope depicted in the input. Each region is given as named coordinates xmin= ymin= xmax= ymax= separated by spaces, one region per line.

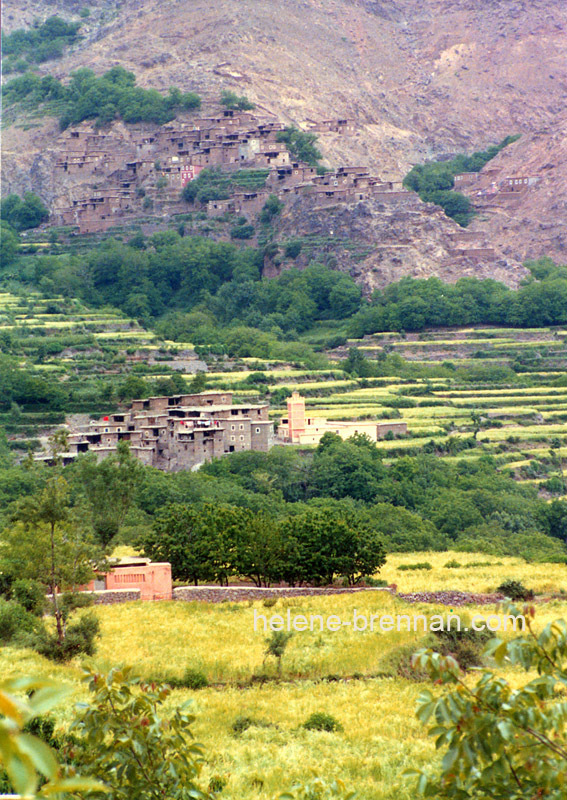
xmin=3 ymin=0 xmax=567 ymax=263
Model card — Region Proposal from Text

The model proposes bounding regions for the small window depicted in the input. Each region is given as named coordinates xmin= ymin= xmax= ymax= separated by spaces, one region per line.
xmin=240 ymin=435 xmax=244 ymax=441
xmin=256 ymin=428 xmax=260 ymax=434
xmin=231 ymin=424 xmax=235 ymax=431
xmin=231 ymin=435 xmax=235 ymax=441
xmin=239 ymin=424 xmax=244 ymax=430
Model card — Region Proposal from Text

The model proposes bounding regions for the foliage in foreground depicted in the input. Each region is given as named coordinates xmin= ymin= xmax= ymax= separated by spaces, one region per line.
xmin=0 ymin=675 xmax=103 ymax=798
xmin=68 ymin=666 xmax=211 ymax=800
xmin=411 ymin=606 xmax=567 ymax=799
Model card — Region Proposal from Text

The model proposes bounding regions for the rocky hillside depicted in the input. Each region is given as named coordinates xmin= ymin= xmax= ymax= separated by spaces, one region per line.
xmin=3 ymin=0 xmax=566 ymax=266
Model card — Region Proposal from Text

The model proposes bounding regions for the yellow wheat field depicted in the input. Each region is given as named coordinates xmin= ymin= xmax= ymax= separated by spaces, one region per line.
xmin=3 ymin=553 xmax=567 ymax=800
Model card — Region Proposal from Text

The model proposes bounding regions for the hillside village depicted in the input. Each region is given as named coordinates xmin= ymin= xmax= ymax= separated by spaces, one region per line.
xmin=37 ymin=390 xmax=409 ymax=471
xmin=42 ymin=105 xmax=536 ymax=253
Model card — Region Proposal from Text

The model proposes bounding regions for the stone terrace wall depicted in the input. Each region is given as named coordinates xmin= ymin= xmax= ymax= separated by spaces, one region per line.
xmin=47 ymin=589 xmax=141 ymax=605
xmin=173 ymin=586 xmax=391 ymax=602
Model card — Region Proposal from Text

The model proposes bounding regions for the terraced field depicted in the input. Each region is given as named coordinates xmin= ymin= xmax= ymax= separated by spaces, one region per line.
xmin=3 ymin=290 xmax=566 ymax=496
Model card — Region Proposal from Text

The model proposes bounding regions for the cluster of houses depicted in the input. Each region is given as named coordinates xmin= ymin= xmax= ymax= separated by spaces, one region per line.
xmin=49 ymin=107 xmax=417 ymax=234
xmin=39 ymin=391 xmax=274 ymax=470
xmin=454 ymin=168 xmax=541 ymax=205
xmin=38 ymin=390 xmax=409 ymax=470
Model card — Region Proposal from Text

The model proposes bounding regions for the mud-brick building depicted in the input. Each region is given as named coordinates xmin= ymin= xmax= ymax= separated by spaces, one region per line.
xmin=82 ymin=557 xmax=172 ymax=601
xmin=48 ymin=391 xmax=274 ymax=472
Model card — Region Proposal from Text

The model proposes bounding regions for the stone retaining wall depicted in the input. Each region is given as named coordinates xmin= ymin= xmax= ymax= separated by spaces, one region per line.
xmin=173 ymin=586 xmax=391 ymax=603
xmin=47 ymin=589 xmax=141 ymax=605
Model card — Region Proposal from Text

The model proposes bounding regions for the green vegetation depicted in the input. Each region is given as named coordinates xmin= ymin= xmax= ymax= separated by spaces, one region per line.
xmin=276 ymin=126 xmax=323 ymax=166
xmin=1 ymin=193 xmax=48 ymax=231
xmin=403 ymin=135 xmax=520 ymax=225
xmin=1 ymin=16 xmax=81 ymax=73
xmin=348 ymin=264 xmax=567 ymax=336
xmin=220 ymin=89 xmax=256 ymax=111
xmin=3 ymin=66 xmax=201 ymax=128
xmin=413 ymin=609 xmax=567 ymax=798
xmin=181 ymin=167 xmax=270 ymax=203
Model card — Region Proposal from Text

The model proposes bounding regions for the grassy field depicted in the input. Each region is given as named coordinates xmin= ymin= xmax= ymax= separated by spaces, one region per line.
xmin=2 ymin=550 xmax=567 ymax=799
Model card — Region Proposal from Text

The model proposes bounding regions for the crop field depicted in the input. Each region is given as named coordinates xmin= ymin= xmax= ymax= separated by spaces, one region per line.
xmin=1 ymin=549 xmax=567 ymax=799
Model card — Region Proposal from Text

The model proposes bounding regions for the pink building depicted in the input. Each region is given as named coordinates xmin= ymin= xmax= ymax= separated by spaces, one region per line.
xmin=84 ymin=558 xmax=172 ymax=601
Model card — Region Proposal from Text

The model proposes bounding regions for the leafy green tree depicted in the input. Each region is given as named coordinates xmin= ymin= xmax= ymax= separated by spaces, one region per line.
xmin=1 ymin=476 xmax=99 ymax=643
xmin=264 ymin=630 xmax=292 ymax=674
xmin=68 ymin=666 xmax=211 ymax=800
xmin=310 ymin=434 xmax=386 ymax=503
xmin=0 ymin=222 xmax=19 ymax=266
xmin=143 ymin=503 xmax=249 ymax=585
xmin=75 ymin=442 xmax=144 ymax=547
xmin=411 ymin=608 xmax=567 ymax=799
xmin=279 ymin=508 xmax=385 ymax=586
xmin=0 ymin=192 xmax=48 ymax=231
xmin=276 ymin=126 xmax=322 ymax=165
xmin=220 ymin=89 xmax=255 ymax=110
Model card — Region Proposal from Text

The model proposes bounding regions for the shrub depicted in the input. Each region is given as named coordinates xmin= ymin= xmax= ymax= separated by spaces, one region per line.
xmin=433 ymin=621 xmax=492 ymax=671
xmin=363 ymin=576 xmax=388 ymax=587
xmin=262 ymin=597 xmax=278 ymax=608
xmin=231 ymin=715 xmax=271 ymax=735
xmin=444 ymin=560 xmax=461 ymax=569
xmin=378 ymin=640 xmax=431 ymax=681
xmin=0 ymin=598 xmax=39 ymax=644
xmin=496 ymin=579 xmax=534 ymax=601
xmin=11 ymin=579 xmax=45 ymax=615
xmin=302 ymin=712 xmax=343 ymax=733
xmin=285 ymin=240 xmax=302 ymax=259
xmin=61 ymin=591 xmax=94 ymax=618
xmin=181 ymin=668 xmax=208 ymax=690
xmin=31 ymin=611 xmax=100 ymax=662
xmin=397 ymin=562 xmax=433 ymax=571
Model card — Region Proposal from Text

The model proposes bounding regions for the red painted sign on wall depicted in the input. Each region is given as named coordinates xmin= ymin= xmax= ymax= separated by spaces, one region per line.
xmin=181 ymin=165 xmax=203 ymax=186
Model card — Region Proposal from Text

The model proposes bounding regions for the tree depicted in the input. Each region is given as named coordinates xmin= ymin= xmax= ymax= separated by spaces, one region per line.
xmin=279 ymin=508 xmax=385 ymax=586
xmin=220 ymin=89 xmax=255 ymax=110
xmin=76 ymin=441 xmax=144 ymax=547
xmin=310 ymin=434 xmax=386 ymax=503
xmin=276 ymin=127 xmax=322 ymax=165
xmin=2 ymin=476 xmax=99 ymax=644
xmin=411 ymin=607 xmax=567 ymax=799
xmin=0 ymin=192 xmax=49 ymax=231
xmin=68 ymin=666 xmax=211 ymax=800
xmin=142 ymin=503 xmax=249 ymax=585
xmin=264 ymin=630 xmax=292 ymax=674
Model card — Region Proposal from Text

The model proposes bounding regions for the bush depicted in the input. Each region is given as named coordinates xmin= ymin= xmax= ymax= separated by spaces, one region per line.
xmin=496 ymin=579 xmax=534 ymax=601
xmin=363 ymin=576 xmax=388 ymax=587
xmin=444 ymin=560 xmax=462 ymax=569
xmin=181 ymin=668 xmax=209 ymax=690
xmin=11 ymin=579 xmax=45 ymax=615
xmin=397 ymin=562 xmax=433 ymax=571
xmin=302 ymin=712 xmax=343 ymax=733
xmin=0 ymin=597 xmax=39 ymax=644
xmin=285 ymin=240 xmax=302 ymax=259
xmin=378 ymin=640 xmax=431 ymax=681
xmin=61 ymin=591 xmax=94 ymax=618
xmin=31 ymin=611 xmax=100 ymax=662
xmin=231 ymin=715 xmax=271 ymax=735
xmin=433 ymin=621 xmax=492 ymax=671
